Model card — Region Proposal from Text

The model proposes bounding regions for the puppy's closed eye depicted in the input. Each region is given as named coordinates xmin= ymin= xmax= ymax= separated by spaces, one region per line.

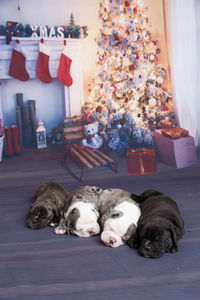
xmin=111 ymin=212 xmax=120 ymax=218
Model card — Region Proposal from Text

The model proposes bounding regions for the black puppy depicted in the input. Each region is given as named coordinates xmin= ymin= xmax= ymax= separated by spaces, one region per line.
xmin=127 ymin=190 xmax=184 ymax=258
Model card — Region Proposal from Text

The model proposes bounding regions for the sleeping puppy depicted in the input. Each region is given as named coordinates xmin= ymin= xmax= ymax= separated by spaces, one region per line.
xmin=127 ymin=189 xmax=185 ymax=258
xmin=27 ymin=182 xmax=71 ymax=229
xmin=99 ymin=189 xmax=141 ymax=248
xmin=54 ymin=186 xmax=102 ymax=238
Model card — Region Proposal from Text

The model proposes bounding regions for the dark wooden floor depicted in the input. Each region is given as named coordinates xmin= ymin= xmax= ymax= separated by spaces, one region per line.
xmin=0 ymin=145 xmax=200 ymax=300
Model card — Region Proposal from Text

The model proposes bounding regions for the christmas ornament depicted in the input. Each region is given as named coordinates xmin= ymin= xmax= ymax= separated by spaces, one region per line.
xmin=149 ymin=54 xmax=155 ymax=62
xmin=36 ymin=39 xmax=52 ymax=83
xmin=58 ymin=40 xmax=73 ymax=87
xmin=96 ymin=105 xmax=103 ymax=113
xmin=149 ymin=97 xmax=156 ymax=107
xmin=9 ymin=40 xmax=30 ymax=81
xmin=111 ymin=84 xmax=117 ymax=94
xmin=125 ymin=97 xmax=129 ymax=103
xmin=157 ymin=77 xmax=163 ymax=84
xmin=156 ymin=48 xmax=161 ymax=54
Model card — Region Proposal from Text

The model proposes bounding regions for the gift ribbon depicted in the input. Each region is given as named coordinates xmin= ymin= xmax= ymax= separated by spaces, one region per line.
xmin=130 ymin=148 xmax=154 ymax=175
xmin=139 ymin=152 xmax=145 ymax=175
xmin=130 ymin=148 xmax=153 ymax=152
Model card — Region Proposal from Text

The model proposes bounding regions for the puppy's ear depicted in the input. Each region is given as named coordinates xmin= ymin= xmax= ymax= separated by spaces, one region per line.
xmin=127 ymin=222 xmax=143 ymax=249
xmin=140 ymin=189 xmax=164 ymax=201
xmin=127 ymin=230 xmax=140 ymax=249
xmin=169 ymin=226 xmax=178 ymax=253
xmin=65 ymin=208 xmax=80 ymax=234
xmin=34 ymin=206 xmax=47 ymax=218
xmin=122 ymin=223 xmax=136 ymax=243
xmin=51 ymin=208 xmax=60 ymax=225
xmin=131 ymin=193 xmax=142 ymax=203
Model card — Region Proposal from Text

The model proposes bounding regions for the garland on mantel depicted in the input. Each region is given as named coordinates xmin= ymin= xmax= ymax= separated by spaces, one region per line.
xmin=0 ymin=13 xmax=88 ymax=44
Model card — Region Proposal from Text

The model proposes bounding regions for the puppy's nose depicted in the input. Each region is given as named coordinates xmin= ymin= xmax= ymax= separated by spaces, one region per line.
xmin=88 ymin=228 xmax=95 ymax=235
xmin=109 ymin=237 xmax=116 ymax=245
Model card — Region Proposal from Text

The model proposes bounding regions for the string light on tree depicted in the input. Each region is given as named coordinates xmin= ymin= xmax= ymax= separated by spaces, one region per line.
xmin=82 ymin=0 xmax=176 ymax=155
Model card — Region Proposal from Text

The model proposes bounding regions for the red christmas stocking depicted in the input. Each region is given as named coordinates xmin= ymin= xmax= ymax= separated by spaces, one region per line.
xmin=58 ymin=40 xmax=73 ymax=87
xmin=9 ymin=40 xmax=30 ymax=81
xmin=36 ymin=39 xmax=52 ymax=83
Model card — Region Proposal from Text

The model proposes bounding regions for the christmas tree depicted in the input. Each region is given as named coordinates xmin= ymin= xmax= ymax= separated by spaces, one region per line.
xmin=82 ymin=0 xmax=176 ymax=155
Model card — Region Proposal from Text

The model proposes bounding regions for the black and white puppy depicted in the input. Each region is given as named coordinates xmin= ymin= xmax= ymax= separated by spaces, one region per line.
xmin=27 ymin=182 xmax=71 ymax=229
xmin=127 ymin=189 xmax=185 ymax=258
xmin=54 ymin=186 xmax=102 ymax=238
xmin=99 ymin=189 xmax=141 ymax=248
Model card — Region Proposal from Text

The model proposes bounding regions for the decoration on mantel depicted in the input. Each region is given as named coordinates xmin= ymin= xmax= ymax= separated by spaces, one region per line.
xmin=0 ymin=14 xmax=88 ymax=44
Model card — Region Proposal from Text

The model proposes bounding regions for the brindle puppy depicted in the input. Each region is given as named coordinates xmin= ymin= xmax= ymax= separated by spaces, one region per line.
xmin=27 ymin=182 xmax=71 ymax=229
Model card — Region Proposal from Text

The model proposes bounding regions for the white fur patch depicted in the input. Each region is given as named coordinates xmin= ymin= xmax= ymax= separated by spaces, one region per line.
xmin=66 ymin=202 xmax=100 ymax=238
xmin=101 ymin=201 xmax=141 ymax=248
xmin=50 ymin=222 xmax=57 ymax=227
xmin=54 ymin=226 xmax=66 ymax=235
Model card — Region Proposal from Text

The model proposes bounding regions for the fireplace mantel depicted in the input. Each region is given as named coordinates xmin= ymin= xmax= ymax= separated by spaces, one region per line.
xmin=0 ymin=36 xmax=84 ymax=118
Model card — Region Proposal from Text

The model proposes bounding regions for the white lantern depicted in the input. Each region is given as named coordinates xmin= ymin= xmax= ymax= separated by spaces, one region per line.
xmin=36 ymin=121 xmax=47 ymax=149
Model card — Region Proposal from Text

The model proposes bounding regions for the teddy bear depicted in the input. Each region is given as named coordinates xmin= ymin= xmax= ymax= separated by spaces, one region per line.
xmin=81 ymin=122 xmax=103 ymax=149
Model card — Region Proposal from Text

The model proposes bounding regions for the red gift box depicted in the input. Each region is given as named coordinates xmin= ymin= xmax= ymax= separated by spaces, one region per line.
xmin=126 ymin=148 xmax=157 ymax=175
xmin=160 ymin=120 xmax=174 ymax=129
xmin=161 ymin=127 xmax=189 ymax=139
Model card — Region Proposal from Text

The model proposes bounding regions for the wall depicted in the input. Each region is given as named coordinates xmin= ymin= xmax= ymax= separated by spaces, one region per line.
xmin=146 ymin=0 xmax=171 ymax=90
xmin=0 ymin=0 xmax=169 ymax=133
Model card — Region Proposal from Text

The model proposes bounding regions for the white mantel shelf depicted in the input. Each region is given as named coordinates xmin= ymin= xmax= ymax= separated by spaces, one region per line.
xmin=0 ymin=36 xmax=84 ymax=117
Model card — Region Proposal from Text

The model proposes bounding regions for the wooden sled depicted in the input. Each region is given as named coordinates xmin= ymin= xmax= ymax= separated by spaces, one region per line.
xmin=62 ymin=125 xmax=118 ymax=182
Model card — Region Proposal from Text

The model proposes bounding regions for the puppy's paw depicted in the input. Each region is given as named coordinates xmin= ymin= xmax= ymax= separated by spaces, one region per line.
xmin=170 ymin=245 xmax=178 ymax=253
xmin=54 ymin=226 xmax=66 ymax=235
xmin=50 ymin=222 xmax=57 ymax=227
